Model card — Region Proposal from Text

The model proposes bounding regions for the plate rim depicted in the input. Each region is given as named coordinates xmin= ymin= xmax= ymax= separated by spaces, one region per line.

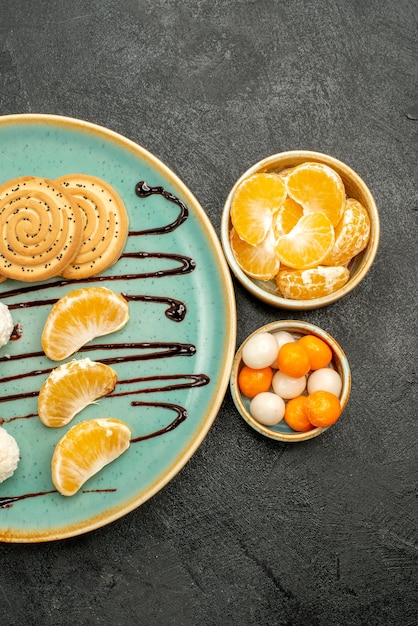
xmin=0 ymin=113 xmax=237 ymax=542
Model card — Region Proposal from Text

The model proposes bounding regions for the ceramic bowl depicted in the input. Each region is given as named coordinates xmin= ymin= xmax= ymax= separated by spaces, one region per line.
xmin=230 ymin=320 xmax=351 ymax=442
xmin=221 ymin=150 xmax=380 ymax=310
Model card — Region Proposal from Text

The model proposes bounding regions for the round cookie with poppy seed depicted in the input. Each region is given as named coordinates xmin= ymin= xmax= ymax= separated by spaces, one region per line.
xmin=55 ymin=174 xmax=129 ymax=280
xmin=0 ymin=176 xmax=83 ymax=282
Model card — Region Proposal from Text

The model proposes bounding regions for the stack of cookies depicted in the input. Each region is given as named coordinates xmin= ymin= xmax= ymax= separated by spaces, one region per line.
xmin=0 ymin=174 xmax=129 ymax=282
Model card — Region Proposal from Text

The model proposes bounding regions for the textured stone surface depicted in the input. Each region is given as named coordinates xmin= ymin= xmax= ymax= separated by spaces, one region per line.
xmin=0 ymin=1 xmax=416 ymax=624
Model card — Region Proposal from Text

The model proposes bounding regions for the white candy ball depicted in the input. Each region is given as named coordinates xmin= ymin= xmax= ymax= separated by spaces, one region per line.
xmin=272 ymin=370 xmax=306 ymax=399
xmin=249 ymin=392 xmax=285 ymax=425
xmin=307 ymin=368 xmax=342 ymax=397
xmin=242 ymin=332 xmax=279 ymax=369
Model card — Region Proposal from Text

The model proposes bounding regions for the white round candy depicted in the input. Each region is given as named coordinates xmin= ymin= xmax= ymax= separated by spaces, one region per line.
xmin=269 ymin=330 xmax=295 ymax=368
xmin=242 ymin=332 xmax=279 ymax=369
xmin=272 ymin=370 xmax=306 ymax=399
xmin=307 ymin=368 xmax=342 ymax=397
xmin=250 ymin=392 xmax=285 ymax=425
xmin=271 ymin=330 xmax=295 ymax=351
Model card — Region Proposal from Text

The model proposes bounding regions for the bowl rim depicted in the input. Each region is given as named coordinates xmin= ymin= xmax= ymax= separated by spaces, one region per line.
xmin=221 ymin=150 xmax=380 ymax=310
xmin=230 ymin=320 xmax=352 ymax=442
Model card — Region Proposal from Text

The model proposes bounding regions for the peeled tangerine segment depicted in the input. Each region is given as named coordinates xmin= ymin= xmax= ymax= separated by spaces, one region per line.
xmin=323 ymin=198 xmax=371 ymax=266
xmin=272 ymin=196 xmax=304 ymax=238
xmin=276 ymin=265 xmax=350 ymax=300
xmin=230 ymin=173 xmax=287 ymax=246
xmin=38 ymin=359 xmax=118 ymax=427
xmin=51 ymin=418 xmax=131 ymax=496
xmin=42 ymin=287 xmax=129 ymax=361
xmin=286 ymin=162 xmax=346 ymax=226
xmin=275 ymin=212 xmax=335 ymax=270
xmin=230 ymin=227 xmax=280 ymax=280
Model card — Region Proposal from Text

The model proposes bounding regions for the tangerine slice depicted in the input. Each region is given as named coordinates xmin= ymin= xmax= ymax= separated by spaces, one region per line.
xmin=42 ymin=287 xmax=129 ymax=361
xmin=230 ymin=227 xmax=280 ymax=280
xmin=276 ymin=265 xmax=350 ymax=299
xmin=51 ymin=418 xmax=131 ymax=496
xmin=38 ymin=359 xmax=117 ymax=427
xmin=272 ymin=196 xmax=304 ymax=238
xmin=230 ymin=173 xmax=287 ymax=245
xmin=275 ymin=212 xmax=335 ymax=270
xmin=323 ymin=198 xmax=371 ymax=266
xmin=286 ymin=162 xmax=346 ymax=226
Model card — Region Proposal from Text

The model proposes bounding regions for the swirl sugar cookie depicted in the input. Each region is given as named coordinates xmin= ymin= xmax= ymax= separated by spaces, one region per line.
xmin=0 ymin=176 xmax=83 ymax=282
xmin=55 ymin=174 xmax=129 ymax=280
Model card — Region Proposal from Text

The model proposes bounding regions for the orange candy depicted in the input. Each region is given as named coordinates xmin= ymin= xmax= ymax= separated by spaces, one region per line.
xmin=298 ymin=334 xmax=332 ymax=370
xmin=305 ymin=390 xmax=342 ymax=427
xmin=238 ymin=365 xmax=273 ymax=398
xmin=284 ymin=396 xmax=314 ymax=432
xmin=277 ymin=342 xmax=310 ymax=378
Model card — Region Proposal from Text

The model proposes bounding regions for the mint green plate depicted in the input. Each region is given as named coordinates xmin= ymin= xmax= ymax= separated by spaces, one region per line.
xmin=0 ymin=114 xmax=236 ymax=542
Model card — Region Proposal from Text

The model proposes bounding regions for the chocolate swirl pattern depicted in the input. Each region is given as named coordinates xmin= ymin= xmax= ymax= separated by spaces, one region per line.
xmin=55 ymin=174 xmax=129 ymax=279
xmin=0 ymin=177 xmax=83 ymax=281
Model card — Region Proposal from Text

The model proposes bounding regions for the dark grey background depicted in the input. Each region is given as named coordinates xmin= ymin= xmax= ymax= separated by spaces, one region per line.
xmin=0 ymin=1 xmax=417 ymax=625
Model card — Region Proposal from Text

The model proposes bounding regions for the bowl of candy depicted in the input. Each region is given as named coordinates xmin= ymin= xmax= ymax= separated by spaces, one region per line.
xmin=230 ymin=320 xmax=351 ymax=442
xmin=221 ymin=150 xmax=380 ymax=309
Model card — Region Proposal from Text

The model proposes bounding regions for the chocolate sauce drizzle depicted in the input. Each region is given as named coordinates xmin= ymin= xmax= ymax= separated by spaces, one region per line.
xmin=119 ymin=252 xmax=196 ymax=280
xmin=6 ymin=289 xmax=189 ymax=323
xmin=130 ymin=401 xmax=188 ymax=442
xmin=132 ymin=181 xmax=188 ymax=234
xmin=0 ymin=488 xmax=117 ymax=509
xmin=0 ymin=341 xmax=196 ymax=366
xmin=122 ymin=294 xmax=186 ymax=323
xmin=0 ymin=490 xmax=57 ymax=508
xmin=0 ymin=182 xmax=211 ymax=511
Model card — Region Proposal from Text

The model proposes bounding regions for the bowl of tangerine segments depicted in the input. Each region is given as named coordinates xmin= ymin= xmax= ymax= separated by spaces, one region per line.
xmin=230 ymin=320 xmax=351 ymax=442
xmin=221 ymin=150 xmax=380 ymax=309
